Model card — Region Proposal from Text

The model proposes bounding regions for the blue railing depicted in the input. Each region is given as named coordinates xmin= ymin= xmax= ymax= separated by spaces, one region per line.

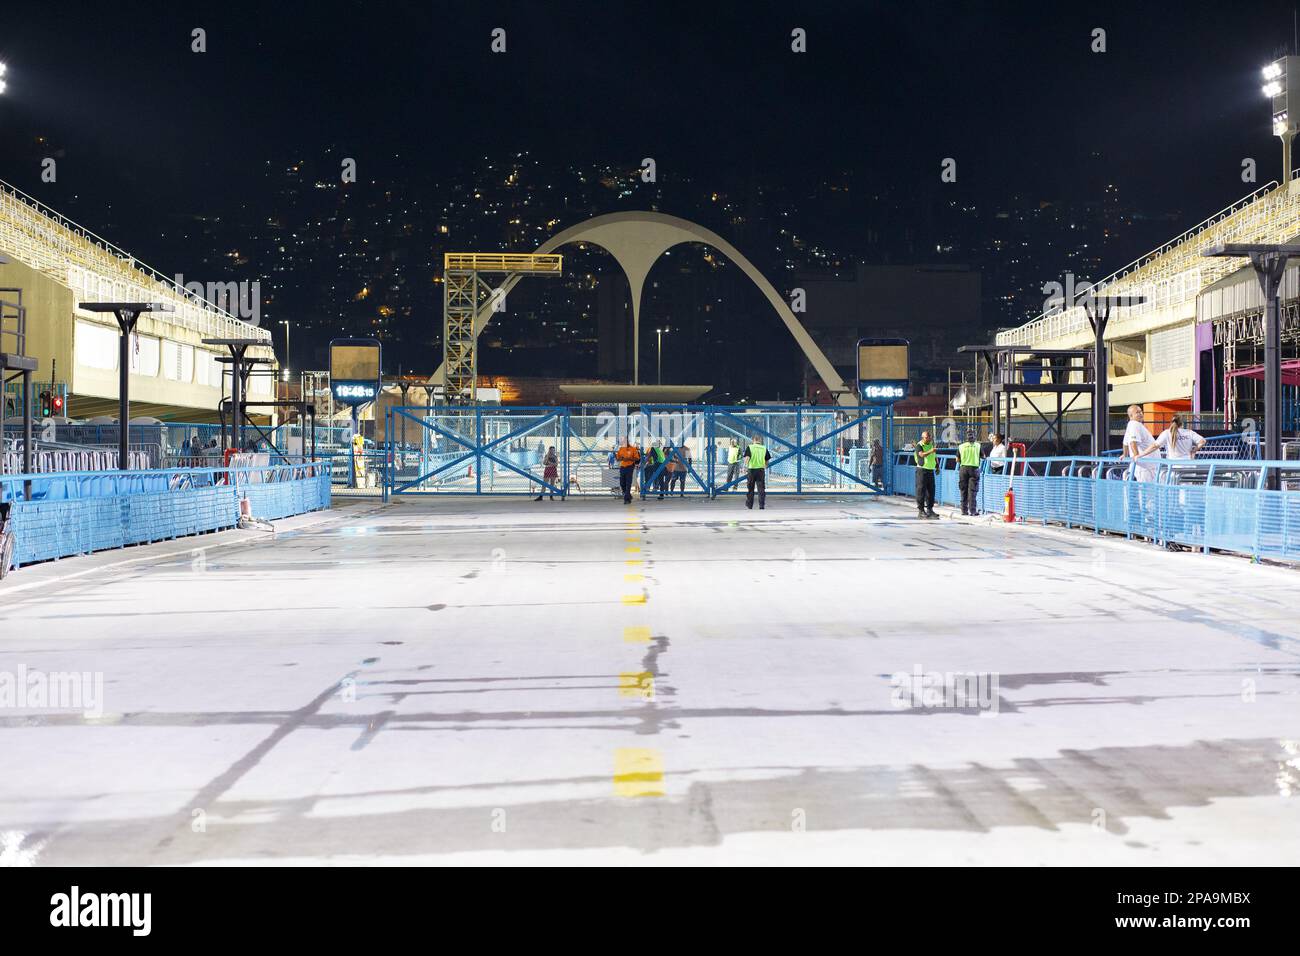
xmin=1099 ymin=432 xmax=1261 ymax=459
xmin=892 ymin=452 xmax=1300 ymax=561
xmin=891 ymin=414 xmax=1235 ymax=456
xmin=0 ymin=462 xmax=332 ymax=570
xmin=37 ymin=421 xmax=358 ymax=463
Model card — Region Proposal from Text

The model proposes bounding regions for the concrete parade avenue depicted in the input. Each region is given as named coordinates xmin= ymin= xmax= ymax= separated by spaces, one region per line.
xmin=0 ymin=494 xmax=1296 ymax=865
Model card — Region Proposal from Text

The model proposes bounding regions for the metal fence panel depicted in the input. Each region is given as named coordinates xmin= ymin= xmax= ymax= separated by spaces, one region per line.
xmin=891 ymin=451 xmax=1300 ymax=562
xmin=386 ymin=405 xmax=892 ymax=497
xmin=1 ymin=462 xmax=332 ymax=569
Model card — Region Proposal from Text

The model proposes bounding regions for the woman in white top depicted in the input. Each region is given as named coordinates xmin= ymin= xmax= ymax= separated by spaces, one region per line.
xmin=987 ymin=433 xmax=1007 ymax=473
xmin=1137 ymin=413 xmax=1205 ymax=461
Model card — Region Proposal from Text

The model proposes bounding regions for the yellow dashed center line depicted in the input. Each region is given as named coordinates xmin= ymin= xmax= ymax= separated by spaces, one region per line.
xmin=613 ymin=748 xmax=664 ymax=797
xmin=618 ymin=672 xmax=655 ymax=700
xmin=623 ymin=625 xmax=651 ymax=643
xmin=615 ymin=518 xmax=659 ymax=794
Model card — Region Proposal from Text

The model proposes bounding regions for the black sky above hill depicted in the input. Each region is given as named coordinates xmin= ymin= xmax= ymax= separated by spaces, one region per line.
xmin=3 ymin=2 xmax=1297 ymax=206
xmin=0 ymin=1 xmax=1298 ymax=286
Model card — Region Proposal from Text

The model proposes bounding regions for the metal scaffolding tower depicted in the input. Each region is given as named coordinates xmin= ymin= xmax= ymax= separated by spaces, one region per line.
xmin=958 ymin=344 xmax=1095 ymax=454
xmin=442 ymin=253 xmax=562 ymax=403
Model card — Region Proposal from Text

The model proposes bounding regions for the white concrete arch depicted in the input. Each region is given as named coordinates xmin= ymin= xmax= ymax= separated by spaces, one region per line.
xmin=433 ymin=211 xmax=852 ymax=405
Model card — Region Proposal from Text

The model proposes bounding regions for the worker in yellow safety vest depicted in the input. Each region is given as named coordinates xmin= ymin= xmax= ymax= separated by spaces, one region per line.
xmin=726 ymin=439 xmax=743 ymax=484
xmin=957 ymin=428 xmax=983 ymax=516
xmin=742 ymin=435 xmax=771 ymax=510
xmin=913 ymin=430 xmax=937 ymax=519
xmin=351 ymin=432 xmax=366 ymax=488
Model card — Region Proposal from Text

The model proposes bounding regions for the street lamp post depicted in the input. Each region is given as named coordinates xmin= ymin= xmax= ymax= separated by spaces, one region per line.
xmin=656 ymin=327 xmax=670 ymax=385
xmin=1201 ymin=241 xmax=1300 ymax=481
xmin=203 ymin=337 xmax=266 ymax=452
xmin=77 ymin=302 xmax=175 ymax=469
xmin=1081 ymin=293 xmax=1146 ymax=455
xmin=280 ymin=319 xmax=291 ymax=375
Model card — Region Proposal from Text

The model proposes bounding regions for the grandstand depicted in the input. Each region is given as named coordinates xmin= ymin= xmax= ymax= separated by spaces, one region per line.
xmin=984 ymin=177 xmax=1300 ymax=435
xmin=0 ymin=177 xmax=274 ymax=423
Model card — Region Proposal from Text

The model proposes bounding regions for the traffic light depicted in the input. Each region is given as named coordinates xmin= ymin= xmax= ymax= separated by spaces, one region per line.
xmin=39 ymin=390 xmax=51 ymax=417
xmin=51 ymin=394 xmax=64 ymax=415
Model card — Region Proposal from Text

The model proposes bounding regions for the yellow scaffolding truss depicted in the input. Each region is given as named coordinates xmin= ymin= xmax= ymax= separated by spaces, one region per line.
xmin=443 ymin=253 xmax=562 ymax=274
xmin=442 ymin=253 xmax=563 ymax=403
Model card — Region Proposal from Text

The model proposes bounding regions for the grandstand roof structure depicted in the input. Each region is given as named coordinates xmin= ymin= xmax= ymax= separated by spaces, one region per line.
xmin=998 ymin=179 xmax=1300 ymax=350
xmin=0 ymin=177 xmax=275 ymax=422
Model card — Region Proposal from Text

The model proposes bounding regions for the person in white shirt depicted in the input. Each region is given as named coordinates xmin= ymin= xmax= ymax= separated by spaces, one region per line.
xmin=1137 ymin=413 xmax=1205 ymax=461
xmin=988 ymin=433 xmax=1007 ymax=473
xmin=1122 ymin=404 xmax=1156 ymax=481
xmin=1137 ymin=412 xmax=1205 ymax=551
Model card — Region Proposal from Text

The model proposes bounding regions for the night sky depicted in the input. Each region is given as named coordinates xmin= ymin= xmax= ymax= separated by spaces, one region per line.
xmin=2 ymin=1 xmax=1296 ymax=207
xmin=2 ymin=0 xmax=1300 ymax=377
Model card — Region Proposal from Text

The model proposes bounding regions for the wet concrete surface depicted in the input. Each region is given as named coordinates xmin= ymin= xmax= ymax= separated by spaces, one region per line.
xmin=0 ymin=496 xmax=1297 ymax=864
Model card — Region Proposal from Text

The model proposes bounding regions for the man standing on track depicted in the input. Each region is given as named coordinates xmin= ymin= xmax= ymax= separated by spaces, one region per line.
xmin=615 ymin=439 xmax=641 ymax=504
xmin=726 ymin=438 xmax=743 ymax=486
xmin=914 ymin=430 xmax=937 ymax=519
xmin=1123 ymin=404 xmax=1156 ymax=482
xmin=742 ymin=434 xmax=771 ymax=510
xmin=957 ymin=428 xmax=983 ymax=516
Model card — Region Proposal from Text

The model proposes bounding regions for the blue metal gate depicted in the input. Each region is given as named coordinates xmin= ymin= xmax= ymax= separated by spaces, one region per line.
xmin=385 ymin=405 xmax=892 ymax=497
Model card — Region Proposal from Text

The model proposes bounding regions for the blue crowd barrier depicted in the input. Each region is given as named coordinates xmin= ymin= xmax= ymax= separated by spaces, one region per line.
xmin=0 ymin=462 xmax=332 ymax=570
xmin=892 ymin=451 xmax=1300 ymax=561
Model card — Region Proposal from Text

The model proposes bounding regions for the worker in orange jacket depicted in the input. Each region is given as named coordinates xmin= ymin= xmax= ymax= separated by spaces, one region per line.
xmin=614 ymin=440 xmax=642 ymax=504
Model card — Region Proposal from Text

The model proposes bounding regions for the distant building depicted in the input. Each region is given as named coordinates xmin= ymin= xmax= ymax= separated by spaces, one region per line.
xmin=796 ymin=263 xmax=982 ymax=402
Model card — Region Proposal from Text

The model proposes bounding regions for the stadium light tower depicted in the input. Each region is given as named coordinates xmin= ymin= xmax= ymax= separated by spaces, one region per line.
xmin=0 ymin=62 xmax=9 ymax=95
xmin=1263 ymin=56 xmax=1300 ymax=183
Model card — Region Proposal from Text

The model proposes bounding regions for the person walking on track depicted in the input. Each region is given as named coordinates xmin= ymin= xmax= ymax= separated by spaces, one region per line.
xmin=663 ymin=441 xmax=681 ymax=497
xmin=615 ymin=439 xmax=641 ymax=504
xmin=726 ymin=439 xmax=743 ymax=485
xmin=640 ymin=440 xmax=657 ymax=500
xmin=914 ymin=430 xmax=937 ymax=519
xmin=870 ymin=439 xmax=884 ymax=487
xmin=957 ymin=428 xmax=982 ymax=516
xmin=535 ymin=446 xmax=559 ymax=501
xmin=668 ymin=442 xmax=690 ymax=496
xmin=742 ymin=434 xmax=771 ymax=510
